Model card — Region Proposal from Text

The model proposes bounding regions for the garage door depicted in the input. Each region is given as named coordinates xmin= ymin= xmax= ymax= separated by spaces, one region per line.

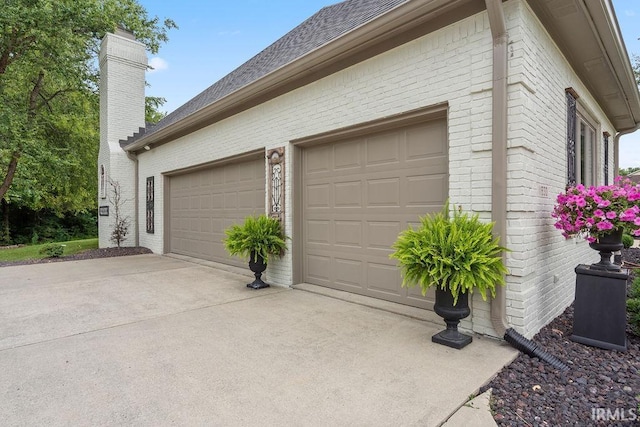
xmin=302 ymin=119 xmax=447 ymax=309
xmin=169 ymin=156 xmax=265 ymax=267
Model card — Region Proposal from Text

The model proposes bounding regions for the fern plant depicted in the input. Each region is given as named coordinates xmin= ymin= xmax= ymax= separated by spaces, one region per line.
xmin=390 ymin=203 xmax=508 ymax=304
xmin=223 ymin=215 xmax=288 ymax=265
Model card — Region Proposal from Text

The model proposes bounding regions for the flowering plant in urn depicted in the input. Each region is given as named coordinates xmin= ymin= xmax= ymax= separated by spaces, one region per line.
xmin=552 ymin=177 xmax=640 ymax=242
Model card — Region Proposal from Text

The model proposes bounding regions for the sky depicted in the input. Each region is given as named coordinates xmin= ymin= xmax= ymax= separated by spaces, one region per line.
xmin=139 ymin=0 xmax=640 ymax=168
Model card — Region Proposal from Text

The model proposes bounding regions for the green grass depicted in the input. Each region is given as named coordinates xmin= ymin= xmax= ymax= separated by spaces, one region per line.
xmin=0 ymin=238 xmax=98 ymax=262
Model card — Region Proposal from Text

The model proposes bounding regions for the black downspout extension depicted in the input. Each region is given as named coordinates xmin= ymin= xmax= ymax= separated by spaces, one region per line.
xmin=504 ymin=328 xmax=569 ymax=371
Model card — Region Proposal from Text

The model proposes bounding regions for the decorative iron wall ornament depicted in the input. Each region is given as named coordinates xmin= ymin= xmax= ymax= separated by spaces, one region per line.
xmin=603 ymin=132 xmax=610 ymax=185
xmin=566 ymin=88 xmax=579 ymax=186
xmin=100 ymin=165 xmax=107 ymax=199
xmin=146 ymin=176 xmax=154 ymax=234
xmin=267 ymin=147 xmax=285 ymax=223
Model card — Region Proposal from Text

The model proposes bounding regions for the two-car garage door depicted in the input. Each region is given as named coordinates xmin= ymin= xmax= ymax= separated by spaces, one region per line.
xmin=169 ymin=156 xmax=265 ymax=268
xmin=166 ymin=118 xmax=447 ymax=310
xmin=302 ymin=119 xmax=447 ymax=309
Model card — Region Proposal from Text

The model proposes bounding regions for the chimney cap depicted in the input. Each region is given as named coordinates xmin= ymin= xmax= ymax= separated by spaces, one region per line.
xmin=115 ymin=25 xmax=136 ymax=40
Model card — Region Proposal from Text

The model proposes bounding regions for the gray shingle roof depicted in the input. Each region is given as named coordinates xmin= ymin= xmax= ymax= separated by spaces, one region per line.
xmin=129 ymin=0 xmax=408 ymax=144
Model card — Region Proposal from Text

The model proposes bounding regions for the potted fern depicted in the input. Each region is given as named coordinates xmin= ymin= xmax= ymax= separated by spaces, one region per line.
xmin=223 ymin=215 xmax=288 ymax=289
xmin=390 ymin=203 xmax=508 ymax=349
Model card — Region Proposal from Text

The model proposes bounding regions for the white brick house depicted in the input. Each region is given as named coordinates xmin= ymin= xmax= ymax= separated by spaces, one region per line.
xmin=99 ymin=0 xmax=640 ymax=339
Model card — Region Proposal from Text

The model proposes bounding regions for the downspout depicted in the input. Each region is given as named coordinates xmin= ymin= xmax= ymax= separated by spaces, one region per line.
xmin=484 ymin=1 xmax=569 ymax=371
xmin=614 ymin=125 xmax=640 ymax=177
xmin=125 ymin=151 xmax=140 ymax=247
xmin=485 ymin=0 xmax=509 ymax=337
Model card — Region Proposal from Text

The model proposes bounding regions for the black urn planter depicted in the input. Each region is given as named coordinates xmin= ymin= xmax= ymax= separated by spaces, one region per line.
xmin=571 ymin=265 xmax=628 ymax=351
xmin=589 ymin=228 xmax=624 ymax=271
xmin=432 ymin=287 xmax=472 ymax=349
xmin=247 ymin=252 xmax=269 ymax=289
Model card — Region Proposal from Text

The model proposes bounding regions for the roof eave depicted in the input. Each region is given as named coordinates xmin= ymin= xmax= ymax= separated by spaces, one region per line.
xmin=125 ymin=0 xmax=484 ymax=152
xmin=527 ymin=0 xmax=640 ymax=132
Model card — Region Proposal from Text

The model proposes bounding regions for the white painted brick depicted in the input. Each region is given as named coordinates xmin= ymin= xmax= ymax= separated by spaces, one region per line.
xmin=99 ymin=1 xmax=620 ymax=339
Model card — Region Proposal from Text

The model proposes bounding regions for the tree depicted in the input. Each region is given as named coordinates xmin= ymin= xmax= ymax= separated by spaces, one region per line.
xmin=108 ymin=179 xmax=129 ymax=248
xmin=146 ymin=96 xmax=167 ymax=124
xmin=619 ymin=167 xmax=640 ymax=176
xmin=0 ymin=0 xmax=176 ymax=209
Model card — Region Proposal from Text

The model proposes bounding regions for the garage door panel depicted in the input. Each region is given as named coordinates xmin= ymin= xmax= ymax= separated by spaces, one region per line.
xmin=307 ymin=220 xmax=331 ymax=244
xmin=367 ymin=178 xmax=400 ymax=207
xmin=169 ymin=157 xmax=265 ymax=267
xmin=367 ymin=221 xmax=401 ymax=251
xmin=302 ymin=119 xmax=447 ymax=310
xmin=334 ymin=221 xmax=361 ymax=247
xmin=335 ymin=181 xmax=362 ymax=207
xmin=334 ymin=258 xmax=363 ymax=288
xmin=334 ymin=142 xmax=361 ymax=170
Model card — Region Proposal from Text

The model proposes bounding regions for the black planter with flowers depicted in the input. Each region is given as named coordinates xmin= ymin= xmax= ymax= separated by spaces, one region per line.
xmin=588 ymin=228 xmax=624 ymax=271
xmin=552 ymin=179 xmax=639 ymax=352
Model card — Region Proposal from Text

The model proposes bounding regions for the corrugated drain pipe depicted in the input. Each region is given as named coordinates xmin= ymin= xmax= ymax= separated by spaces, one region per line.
xmin=485 ymin=0 xmax=568 ymax=371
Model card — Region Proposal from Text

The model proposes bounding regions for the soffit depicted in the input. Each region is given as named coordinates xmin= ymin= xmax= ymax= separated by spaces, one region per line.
xmin=526 ymin=0 xmax=640 ymax=131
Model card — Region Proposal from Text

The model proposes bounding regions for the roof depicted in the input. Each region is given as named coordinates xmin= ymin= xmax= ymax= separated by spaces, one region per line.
xmin=123 ymin=0 xmax=640 ymax=151
xmin=127 ymin=0 xmax=408 ymax=146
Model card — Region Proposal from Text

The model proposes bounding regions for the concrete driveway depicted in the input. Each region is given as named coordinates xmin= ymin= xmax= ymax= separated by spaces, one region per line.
xmin=0 ymin=255 xmax=516 ymax=426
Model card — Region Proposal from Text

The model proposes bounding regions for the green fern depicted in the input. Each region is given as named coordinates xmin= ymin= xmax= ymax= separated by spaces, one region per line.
xmin=390 ymin=203 xmax=508 ymax=304
xmin=223 ymin=215 xmax=288 ymax=265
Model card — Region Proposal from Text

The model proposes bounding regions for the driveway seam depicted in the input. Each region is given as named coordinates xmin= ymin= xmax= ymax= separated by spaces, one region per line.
xmin=0 ymin=288 xmax=287 ymax=353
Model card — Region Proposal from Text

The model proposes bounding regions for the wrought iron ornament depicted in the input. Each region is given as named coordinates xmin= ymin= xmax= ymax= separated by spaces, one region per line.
xmin=146 ymin=176 xmax=154 ymax=234
xmin=566 ymin=89 xmax=578 ymax=186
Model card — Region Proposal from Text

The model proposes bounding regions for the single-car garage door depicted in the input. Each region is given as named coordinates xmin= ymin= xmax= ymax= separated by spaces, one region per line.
xmin=169 ymin=156 xmax=265 ymax=267
xmin=302 ymin=119 xmax=447 ymax=309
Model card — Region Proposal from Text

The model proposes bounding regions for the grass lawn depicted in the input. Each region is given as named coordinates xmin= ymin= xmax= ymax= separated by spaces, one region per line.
xmin=0 ymin=238 xmax=98 ymax=262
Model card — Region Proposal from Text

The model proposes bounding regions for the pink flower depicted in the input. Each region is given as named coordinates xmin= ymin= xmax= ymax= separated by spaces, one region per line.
xmin=605 ymin=211 xmax=618 ymax=219
xmin=595 ymin=220 xmax=614 ymax=231
xmin=593 ymin=209 xmax=605 ymax=218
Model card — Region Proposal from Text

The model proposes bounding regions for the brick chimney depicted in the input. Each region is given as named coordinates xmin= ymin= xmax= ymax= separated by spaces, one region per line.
xmin=98 ymin=28 xmax=147 ymax=248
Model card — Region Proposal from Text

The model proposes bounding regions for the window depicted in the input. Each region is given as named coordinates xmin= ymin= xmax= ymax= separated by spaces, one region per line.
xmin=566 ymin=88 xmax=599 ymax=187
xmin=577 ymin=116 xmax=596 ymax=186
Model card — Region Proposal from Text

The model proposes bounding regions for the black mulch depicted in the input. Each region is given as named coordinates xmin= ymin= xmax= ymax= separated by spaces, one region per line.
xmin=0 ymin=246 xmax=152 ymax=268
xmin=487 ymin=248 xmax=640 ymax=426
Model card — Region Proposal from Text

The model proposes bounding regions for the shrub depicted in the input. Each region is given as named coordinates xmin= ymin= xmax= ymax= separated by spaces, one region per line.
xmin=39 ymin=243 xmax=64 ymax=258
xmin=629 ymin=277 xmax=640 ymax=336
xmin=224 ymin=215 xmax=288 ymax=264
xmin=623 ymin=233 xmax=634 ymax=248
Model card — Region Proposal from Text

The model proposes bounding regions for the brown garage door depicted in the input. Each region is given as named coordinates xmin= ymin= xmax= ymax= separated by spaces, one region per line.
xmin=302 ymin=119 xmax=447 ymax=309
xmin=169 ymin=156 xmax=265 ymax=267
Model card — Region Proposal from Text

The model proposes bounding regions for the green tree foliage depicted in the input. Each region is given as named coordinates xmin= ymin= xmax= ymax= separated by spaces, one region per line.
xmin=619 ymin=167 xmax=640 ymax=176
xmin=145 ymin=96 xmax=167 ymax=124
xmin=0 ymin=0 xmax=176 ymax=213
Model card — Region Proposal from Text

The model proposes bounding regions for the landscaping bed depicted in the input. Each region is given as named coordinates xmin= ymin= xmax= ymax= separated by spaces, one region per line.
xmin=487 ymin=248 xmax=640 ymax=425
xmin=0 ymin=246 xmax=152 ymax=267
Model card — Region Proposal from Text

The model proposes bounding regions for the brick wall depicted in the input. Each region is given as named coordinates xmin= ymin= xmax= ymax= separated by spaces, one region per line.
xmin=129 ymin=0 xmax=616 ymax=338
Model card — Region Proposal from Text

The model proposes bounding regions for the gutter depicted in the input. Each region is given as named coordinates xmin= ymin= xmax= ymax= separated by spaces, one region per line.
xmin=485 ymin=0 xmax=509 ymax=337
